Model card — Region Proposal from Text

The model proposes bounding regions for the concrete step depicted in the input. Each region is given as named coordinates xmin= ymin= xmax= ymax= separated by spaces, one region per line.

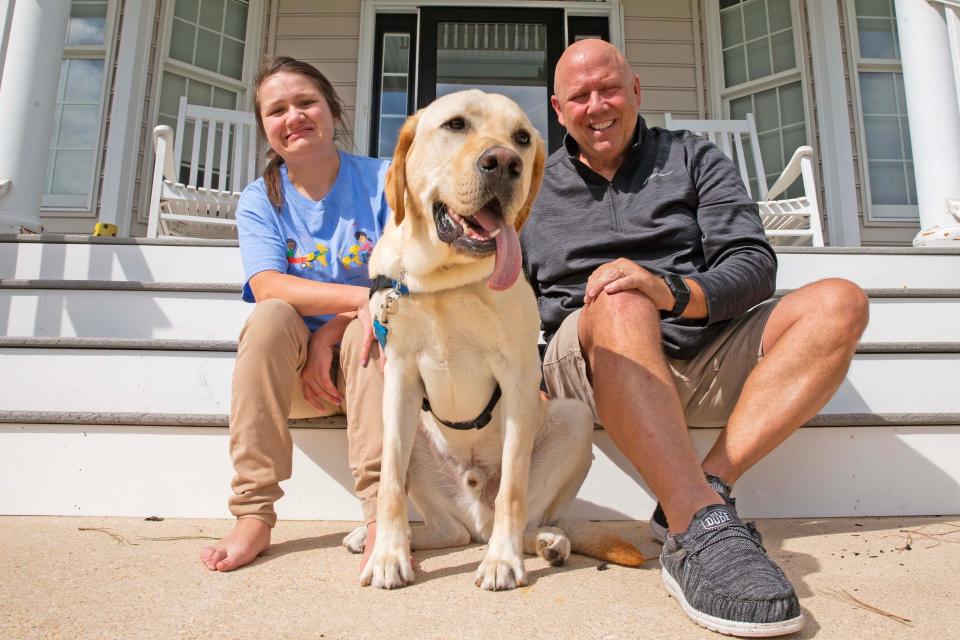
xmin=3 ymin=279 xmax=959 ymax=344
xmin=4 ymin=236 xmax=960 ymax=288
xmin=1 ymin=423 xmax=957 ymax=519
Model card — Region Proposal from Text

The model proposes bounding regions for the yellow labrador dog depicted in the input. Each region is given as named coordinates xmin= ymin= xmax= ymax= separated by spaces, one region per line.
xmin=349 ymin=90 xmax=642 ymax=591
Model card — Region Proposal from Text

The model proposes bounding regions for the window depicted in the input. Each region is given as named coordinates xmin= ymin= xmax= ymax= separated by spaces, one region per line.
xmin=848 ymin=0 xmax=918 ymax=221
xmin=153 ymin=0 xmax=261 ymax=185
xmin=43 ymin=1 xmax=117 ymax=211
xmin=370 ymin=14 xmax=417 ymax=159
xmin=710 ymin=0 xmax=810 ymax=198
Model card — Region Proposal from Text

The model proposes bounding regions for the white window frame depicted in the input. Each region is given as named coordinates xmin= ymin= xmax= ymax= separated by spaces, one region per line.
xmin=704 ymin=0 xmax=816 ymax=177
xmin=41 ymin=0 xmax=120 ymax=214
xmin=354 ymin=0 xmax=625 ymax=156
xmin=139 ymin=0 xmax=264 ymax=224
xmin=843 ymin=0 xmax=919 ymax=225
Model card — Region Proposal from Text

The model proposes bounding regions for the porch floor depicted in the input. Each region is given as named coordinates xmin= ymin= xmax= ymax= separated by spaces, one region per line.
xmin=3 ymin=515 xmax=957 ymax=639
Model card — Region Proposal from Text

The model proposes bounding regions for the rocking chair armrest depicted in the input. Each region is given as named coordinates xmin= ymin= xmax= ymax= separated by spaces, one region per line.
xmin=151 ymin=125 xmax=178 ymax=183
xmin=765 ymin=145 xmax=814 ymax=202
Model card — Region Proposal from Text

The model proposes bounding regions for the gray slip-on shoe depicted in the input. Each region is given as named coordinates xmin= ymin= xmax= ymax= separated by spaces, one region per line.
xmin=660 ymin=504 xmax=803 ymax=637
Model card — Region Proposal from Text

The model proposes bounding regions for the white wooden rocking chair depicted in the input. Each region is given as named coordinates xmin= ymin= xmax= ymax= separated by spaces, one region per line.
xmin=146 ymin=96 xmax=257 ymax=239
xmin=665 ymin=113 xmax=825 ymax=247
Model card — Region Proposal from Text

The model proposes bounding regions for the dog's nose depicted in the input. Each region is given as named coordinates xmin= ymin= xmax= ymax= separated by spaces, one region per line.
xmin=477 ymin=146 xmax=522 ymax=180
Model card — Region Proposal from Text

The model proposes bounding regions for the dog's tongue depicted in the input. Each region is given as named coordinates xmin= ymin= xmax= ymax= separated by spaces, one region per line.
xmin=472 ymin=209 xmax=521 ymax=291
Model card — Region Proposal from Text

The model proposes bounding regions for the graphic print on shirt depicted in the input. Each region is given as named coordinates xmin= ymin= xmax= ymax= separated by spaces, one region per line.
xmin=340 ymin=226 xmax=374 ymax=270
xmin=286 ymin=237 xmax=330 ymax=270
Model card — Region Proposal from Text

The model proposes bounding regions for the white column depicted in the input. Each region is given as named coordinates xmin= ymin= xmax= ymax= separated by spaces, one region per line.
xmin=0 ymin=0 xmax=70 ymax=233
xmin=895 ymin=0 xmax=960 ymax=246
xmin=98 ymin=1 xmax=156 ymax=236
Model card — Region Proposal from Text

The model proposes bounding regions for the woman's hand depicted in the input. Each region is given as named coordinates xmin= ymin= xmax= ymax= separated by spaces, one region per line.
xmin=357 ymin=297 xmax=385 ymax=371
xmin=301 ymin=315 xmax=351 ymax=410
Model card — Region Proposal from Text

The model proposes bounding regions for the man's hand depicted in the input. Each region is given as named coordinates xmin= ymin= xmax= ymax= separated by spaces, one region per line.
xmin=584 ymin=258 xmax=674 ymax=310
xmin=301 ymin=318 xmax=349 ymax=410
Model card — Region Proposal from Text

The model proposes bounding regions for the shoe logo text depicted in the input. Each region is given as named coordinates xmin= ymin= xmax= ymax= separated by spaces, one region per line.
xmin=702 ymin=509 xmax=732 ymax=530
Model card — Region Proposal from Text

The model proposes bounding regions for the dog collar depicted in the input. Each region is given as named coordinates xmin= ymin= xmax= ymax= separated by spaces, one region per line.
xmin=370 ymin=271 xmax=409 ymax=348
xmin=422 ymin=384 xmax=502 ymax=431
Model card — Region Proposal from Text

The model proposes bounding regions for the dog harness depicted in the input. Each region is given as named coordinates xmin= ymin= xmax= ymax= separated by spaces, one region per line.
xmin=369 ymin=273 xmax=501 ymax=430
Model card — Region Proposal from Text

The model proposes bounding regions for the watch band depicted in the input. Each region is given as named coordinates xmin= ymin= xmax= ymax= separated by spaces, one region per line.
xmin=663 ymin=274 xmax=691 ymax=317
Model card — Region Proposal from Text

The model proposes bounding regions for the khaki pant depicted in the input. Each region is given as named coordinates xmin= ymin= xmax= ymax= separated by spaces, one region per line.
xmin=228 ymin=298 xmax=383 ymax=527
xmin=542 ymin=300 xmax=779 ymax=428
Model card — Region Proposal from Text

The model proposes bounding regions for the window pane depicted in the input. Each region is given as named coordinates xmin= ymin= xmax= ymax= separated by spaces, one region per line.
xmin=64 ymin=59 xmax=104 ymax=103
xmin=175 ymin=0 xmax=200 ymax=22
xmin=859 ymin=72 xmax=897 ymax=114
xmin=378 ymin=116 xmax=405 ymax=159
xmin=901 ymin=116 xmax=912 ymax=159
xmin=869 ymin=161 xmax=908 ymax=204
xmin=381 ymin=75 xmax=408 ymax=115
xmin=746 ymin=38 xmax=772 ymax=81
xmin=383 ymin=33 xmax=410 ymax=73
xmin=59 ymin=105 xmax=100 ymax=147
xmin=779 ymin=81 xmax=804 ymax=125
xmin=67 ymin=1 xmax=108 ymax=46
xmin=768 ymin=0 xmax=792 ymax=31
xmin=864 ymin=115 xmax=903 ymax=159
xmin=723 ymin=46 xmax=748 ymax=87
xmin=213 ymin=86 xmax=238 ymax=109
xmin=856 ymin=0 xmax=891 ymax=17
xmin=759 ymin=131 xmax=783 ymax=174
xmin=195 ymin=29 xmax=222 ymax=74
xmin=51 ymin=150 xmax=95 ymax=194
xmin=199 ymin=0 xmax=226 ymax=31
xmin=220 ymin=36 xmax=244 ymax=79
xmin=857 ymin=18 xmax=897 ymax=58
xmin=730 ymin=95 xmax=752 ymax=120
xmin=170 ymin=19 xmax=197 ymax=65
xmin=743 ymin=0 xmax=768 ymax=41
xmin=224 ymin=0 xmax=248 ymax=40
xmin=720 ymin=7 xmax=744 ymax=47
xmin=906 ymin=163 xmax=917 ymax=204
xmin=435 ymin=21 xmax=550 ymax=144
xmin=159 ymin=72 xmax=187 ymax=115
xmin=754 ymin=86 xmax=779 ymax=132
xmin=770 ymin=30 xmax=795 ymax=73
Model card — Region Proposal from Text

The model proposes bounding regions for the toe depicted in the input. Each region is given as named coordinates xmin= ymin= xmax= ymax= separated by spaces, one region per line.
xmin=204 ymin=548 xmax=227 ymax=571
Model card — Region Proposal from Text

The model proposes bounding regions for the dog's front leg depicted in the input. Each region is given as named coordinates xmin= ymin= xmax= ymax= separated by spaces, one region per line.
xmin=360 ymin=356 xmax=422 ymax=589
xmin=475 ymin=373 xmax=542 ymax=591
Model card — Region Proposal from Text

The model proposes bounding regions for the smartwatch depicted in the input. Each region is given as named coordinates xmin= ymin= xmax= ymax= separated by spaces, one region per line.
xmin=662 ymin=274 xmax=691 ymax=317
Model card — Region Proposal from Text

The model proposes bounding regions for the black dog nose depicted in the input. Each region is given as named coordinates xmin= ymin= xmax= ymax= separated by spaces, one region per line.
xmin=477 ymin=146 xmax=522 ymax=180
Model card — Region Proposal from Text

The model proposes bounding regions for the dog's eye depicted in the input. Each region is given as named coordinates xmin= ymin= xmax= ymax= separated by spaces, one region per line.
xmin=444 ymin=117 xmax=466 ymax=131
xmin=514 ymin=130 xmax=531 ymax=146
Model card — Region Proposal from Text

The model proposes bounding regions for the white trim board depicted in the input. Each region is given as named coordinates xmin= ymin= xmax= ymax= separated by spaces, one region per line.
xmin=1 ymin=425 xmax=957 ymax=519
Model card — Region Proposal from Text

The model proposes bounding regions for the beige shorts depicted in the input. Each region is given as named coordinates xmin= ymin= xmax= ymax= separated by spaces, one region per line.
xmin=542 ymin=300 xmax=779 ymax=428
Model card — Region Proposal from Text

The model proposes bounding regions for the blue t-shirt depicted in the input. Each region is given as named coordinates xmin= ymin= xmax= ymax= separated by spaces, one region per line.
xmin=236 ymin=150 xmax=391 ymax=331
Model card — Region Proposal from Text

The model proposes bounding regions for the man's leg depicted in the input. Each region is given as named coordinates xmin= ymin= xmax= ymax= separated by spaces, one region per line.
xmin=201 ymin=299 xmax=310 ymax=572
xmin=701 ymin=279 xmax=869 ymax=485
xmin=576 ymin=290 xmax=721 ymax=534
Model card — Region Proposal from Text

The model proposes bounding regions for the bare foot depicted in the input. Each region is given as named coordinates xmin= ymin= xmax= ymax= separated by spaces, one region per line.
xmin=200 ymin=518 xmax=271 ymax=572
xmin=359 ymin=521 xmax=376 ymax=570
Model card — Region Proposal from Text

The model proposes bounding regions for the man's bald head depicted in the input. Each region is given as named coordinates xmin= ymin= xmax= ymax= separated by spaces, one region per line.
xmin=554 ymin=39 xmax=633 ymax=101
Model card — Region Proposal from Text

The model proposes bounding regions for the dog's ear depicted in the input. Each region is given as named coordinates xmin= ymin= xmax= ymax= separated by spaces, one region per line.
xmin=514 ymin=137 xmax=546 ymax=231
xmin=385 ymin=112 xmax=420 ymax=226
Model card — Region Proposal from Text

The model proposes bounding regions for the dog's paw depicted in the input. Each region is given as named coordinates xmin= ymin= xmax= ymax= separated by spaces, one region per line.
xmin=536 ymin=528 xmax=571 ymax=567
xmin=342 ymin=525 xmax=367 ymax=554
xmin=360 ymin=543 xmax=415 ymax=590
xmin=474 ymin=552 xmax=526 ymax=591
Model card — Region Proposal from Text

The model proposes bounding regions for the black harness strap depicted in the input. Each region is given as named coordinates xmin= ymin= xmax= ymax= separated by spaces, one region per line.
xmin=422 ymin=384 xmax=502 ymax=431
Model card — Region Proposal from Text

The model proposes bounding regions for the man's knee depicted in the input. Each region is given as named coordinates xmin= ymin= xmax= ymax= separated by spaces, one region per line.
xmin=811 ymin=278 xmax=869 ymax=338
xmin=579 ymin=289 xmax=661 ymax=352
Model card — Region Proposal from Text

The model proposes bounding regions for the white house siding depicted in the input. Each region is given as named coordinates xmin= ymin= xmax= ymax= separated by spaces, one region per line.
xmin=273 ymin=0 xmax=361 ymax=153
xmin=622 ymin=0 xmax=701 ymax=128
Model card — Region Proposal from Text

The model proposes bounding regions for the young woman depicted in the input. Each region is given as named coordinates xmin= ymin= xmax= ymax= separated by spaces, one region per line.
xmin=200 ymin=57 xmax=387 ymax=572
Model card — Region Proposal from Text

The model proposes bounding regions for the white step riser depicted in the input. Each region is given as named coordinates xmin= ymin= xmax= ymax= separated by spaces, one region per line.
xmin=2 ymin=426 xmax=957 ymax=519
xmin=2 ymin=291 xmax=957 ymax=343
xmin=0 ymin=290 xmax=252 ymax=340
xmin=4 ymin=243 xmax=960 ymax=289
xmin=1 ymin=349 xmax=957 ymax=416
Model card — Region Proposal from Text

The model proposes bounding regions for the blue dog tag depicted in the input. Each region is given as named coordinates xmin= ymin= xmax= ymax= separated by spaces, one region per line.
xmin=373 ymin=319 xmax=389 ymax=348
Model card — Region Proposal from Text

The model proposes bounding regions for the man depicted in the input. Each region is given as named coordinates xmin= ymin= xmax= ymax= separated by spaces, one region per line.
xmin=521 ymin=39 xmax=868 ymax=636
